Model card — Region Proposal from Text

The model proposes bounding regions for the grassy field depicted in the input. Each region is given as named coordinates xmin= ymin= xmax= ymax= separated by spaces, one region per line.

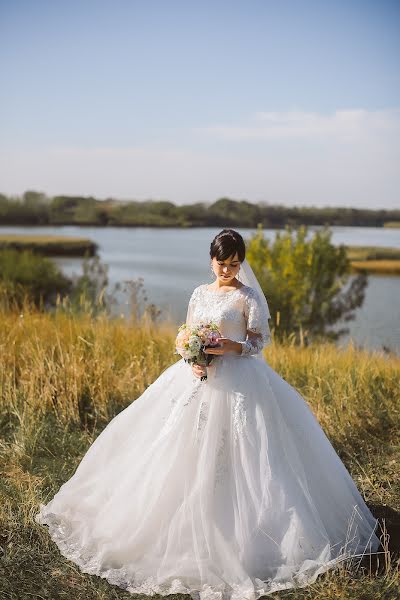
xmin=0 ymin=306 xmax=399 ymax=600
xmin=0 ymin=234 xmax=98 ymax=256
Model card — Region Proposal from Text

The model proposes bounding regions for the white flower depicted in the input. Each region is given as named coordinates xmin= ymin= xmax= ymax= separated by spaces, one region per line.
xmin=188 ymin=336 xmax=201 ymax=353
xmin=179 ymin=348 xmax=194 ymax=360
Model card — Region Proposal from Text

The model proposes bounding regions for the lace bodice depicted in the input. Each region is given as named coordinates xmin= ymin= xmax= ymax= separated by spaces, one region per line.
xmin=186 ymin=283 xmax=271 ymax=355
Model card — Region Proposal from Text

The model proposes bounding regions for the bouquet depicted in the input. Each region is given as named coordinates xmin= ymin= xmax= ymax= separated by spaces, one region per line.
xmin=175 ymin=322 xmax=222 ymax=381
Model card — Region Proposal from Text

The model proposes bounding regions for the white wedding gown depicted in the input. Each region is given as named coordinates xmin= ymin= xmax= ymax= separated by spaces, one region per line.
xmin=35 ymin=283 xmax=380 ymax=600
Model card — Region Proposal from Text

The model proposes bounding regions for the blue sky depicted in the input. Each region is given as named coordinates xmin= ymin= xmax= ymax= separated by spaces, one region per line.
xmin=1 ymin=0 xmax=399 ymax=207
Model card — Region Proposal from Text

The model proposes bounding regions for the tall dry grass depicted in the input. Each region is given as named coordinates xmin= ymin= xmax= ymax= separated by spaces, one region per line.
xmin=0 ymin=300 xmax=177 ymax=428
xmin=1 ymin=303 xmax=399 ymax=599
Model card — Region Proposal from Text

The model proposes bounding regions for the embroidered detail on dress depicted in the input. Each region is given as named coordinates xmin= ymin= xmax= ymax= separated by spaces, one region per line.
xmin=183 ymin=380 xmax=202 ymax=406
xmin=162 ymin=382 xmax=202 ymax=435
xmin=34 ymin=502 xmax=373 ymax=600
xmin=196 ymin=399 xmax=209 ymax=438
xmin=214 ymin=427 xmax=229 ymax=489
xmin=187 ymin=283 xmax=270 ymax=358
xmin=238 ymin=332 xmax=265 ymax=356
xmin=232 ymin=393 xmax=247 ymax=443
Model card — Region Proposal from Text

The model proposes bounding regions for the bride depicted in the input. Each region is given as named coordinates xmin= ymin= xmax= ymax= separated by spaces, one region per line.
xmin=35 ymin=228 xmax=380 ymax=599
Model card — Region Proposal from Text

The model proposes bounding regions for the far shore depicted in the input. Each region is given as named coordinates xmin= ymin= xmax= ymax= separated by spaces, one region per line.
xmin=349 ymin=260 xmax=400 ymax=274
xmin=0 ymin=234 xmax=98 ymax=257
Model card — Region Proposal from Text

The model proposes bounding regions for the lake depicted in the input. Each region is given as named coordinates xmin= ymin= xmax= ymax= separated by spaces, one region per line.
xmin=1 ymin=225 xmax=399 ymax=354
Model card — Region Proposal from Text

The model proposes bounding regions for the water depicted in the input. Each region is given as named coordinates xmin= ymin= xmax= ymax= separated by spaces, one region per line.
xmin=1 ymin=225 xmax=399 ymax=353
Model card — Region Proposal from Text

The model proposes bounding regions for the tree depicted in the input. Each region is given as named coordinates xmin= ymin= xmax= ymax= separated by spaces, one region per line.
xmin=22 ymin=190 xmax=49 ymax=206
xmin=246 ymin=225 xmax=368 ymax=342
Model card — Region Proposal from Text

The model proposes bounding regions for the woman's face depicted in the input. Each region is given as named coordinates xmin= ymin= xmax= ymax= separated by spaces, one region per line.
xmin=211 ymin=252 xmax=241 ymax=285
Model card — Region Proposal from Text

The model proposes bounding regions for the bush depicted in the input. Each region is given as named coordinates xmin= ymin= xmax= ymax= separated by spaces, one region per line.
xmin=0 ymin=249 xmax=162 ymax=324
xmin=0 ymin=249 xmax=71 ymax=308
xmin=246 ymin=225 xmax=368 ymax=342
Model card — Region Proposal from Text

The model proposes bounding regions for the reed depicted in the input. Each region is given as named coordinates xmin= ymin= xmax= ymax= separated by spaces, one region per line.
xmin=383 ymin=221 xmax=400 ymax=228
xmin=343 ymin=245 xmax=400 ymax=275
xmin=1 ymin=304 xmax=399 ymax=599
xmin=350 ymin=260 xmax=400 ymax=274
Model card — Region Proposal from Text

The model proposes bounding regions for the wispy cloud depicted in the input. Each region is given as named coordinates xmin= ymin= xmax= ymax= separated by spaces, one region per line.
xmin=198 ymin=108 xmax=400 ymax=142
xmin=0 ymin=108 xmax=399 ymax=208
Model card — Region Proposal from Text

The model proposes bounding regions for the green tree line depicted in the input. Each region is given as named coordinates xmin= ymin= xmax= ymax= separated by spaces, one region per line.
xmin=0 ymin=191 xmax=399 ymax=228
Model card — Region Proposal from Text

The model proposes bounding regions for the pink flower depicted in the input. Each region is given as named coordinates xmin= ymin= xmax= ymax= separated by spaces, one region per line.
xmin=208 ymin=331 xmax=220 ymax=346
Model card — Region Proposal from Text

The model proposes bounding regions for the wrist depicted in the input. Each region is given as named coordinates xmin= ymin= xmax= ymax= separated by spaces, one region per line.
xmin=238 ymin=340 xmax=251 ymax=355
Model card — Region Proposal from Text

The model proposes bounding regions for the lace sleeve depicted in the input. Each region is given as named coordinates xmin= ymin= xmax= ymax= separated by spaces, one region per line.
xmin=239 ymin=288 xmax=271 ymax=356
xmin=185 ymin=286 xmax=200 ymax=327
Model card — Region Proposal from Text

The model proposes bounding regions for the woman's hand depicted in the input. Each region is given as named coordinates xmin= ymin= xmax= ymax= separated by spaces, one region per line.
xmin=192 ymin=363 xmax=207 ymax=379
xmin=204 ymin=337 xmax=242 ymax=355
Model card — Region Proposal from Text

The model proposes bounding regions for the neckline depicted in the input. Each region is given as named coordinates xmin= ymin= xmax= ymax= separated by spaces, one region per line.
xmin=204 ymin=283 xmax=246 ymax=295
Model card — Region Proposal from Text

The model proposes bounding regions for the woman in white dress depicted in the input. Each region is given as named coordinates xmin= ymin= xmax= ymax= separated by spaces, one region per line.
xmin=35 ymin=229 xmax=380 ymax=599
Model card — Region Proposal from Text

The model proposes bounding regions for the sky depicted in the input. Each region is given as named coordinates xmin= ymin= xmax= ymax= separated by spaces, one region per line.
xmin=0 ymin=0 xmax=399 ymax=208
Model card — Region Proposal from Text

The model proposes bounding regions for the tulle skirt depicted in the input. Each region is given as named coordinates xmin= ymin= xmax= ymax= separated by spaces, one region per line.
xmin=35 ymin=354 xmax=380 ymax=600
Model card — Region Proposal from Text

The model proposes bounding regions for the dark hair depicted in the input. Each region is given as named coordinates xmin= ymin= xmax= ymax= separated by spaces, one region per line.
xmin=209 ymin=229 xmax=246 ymax=262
